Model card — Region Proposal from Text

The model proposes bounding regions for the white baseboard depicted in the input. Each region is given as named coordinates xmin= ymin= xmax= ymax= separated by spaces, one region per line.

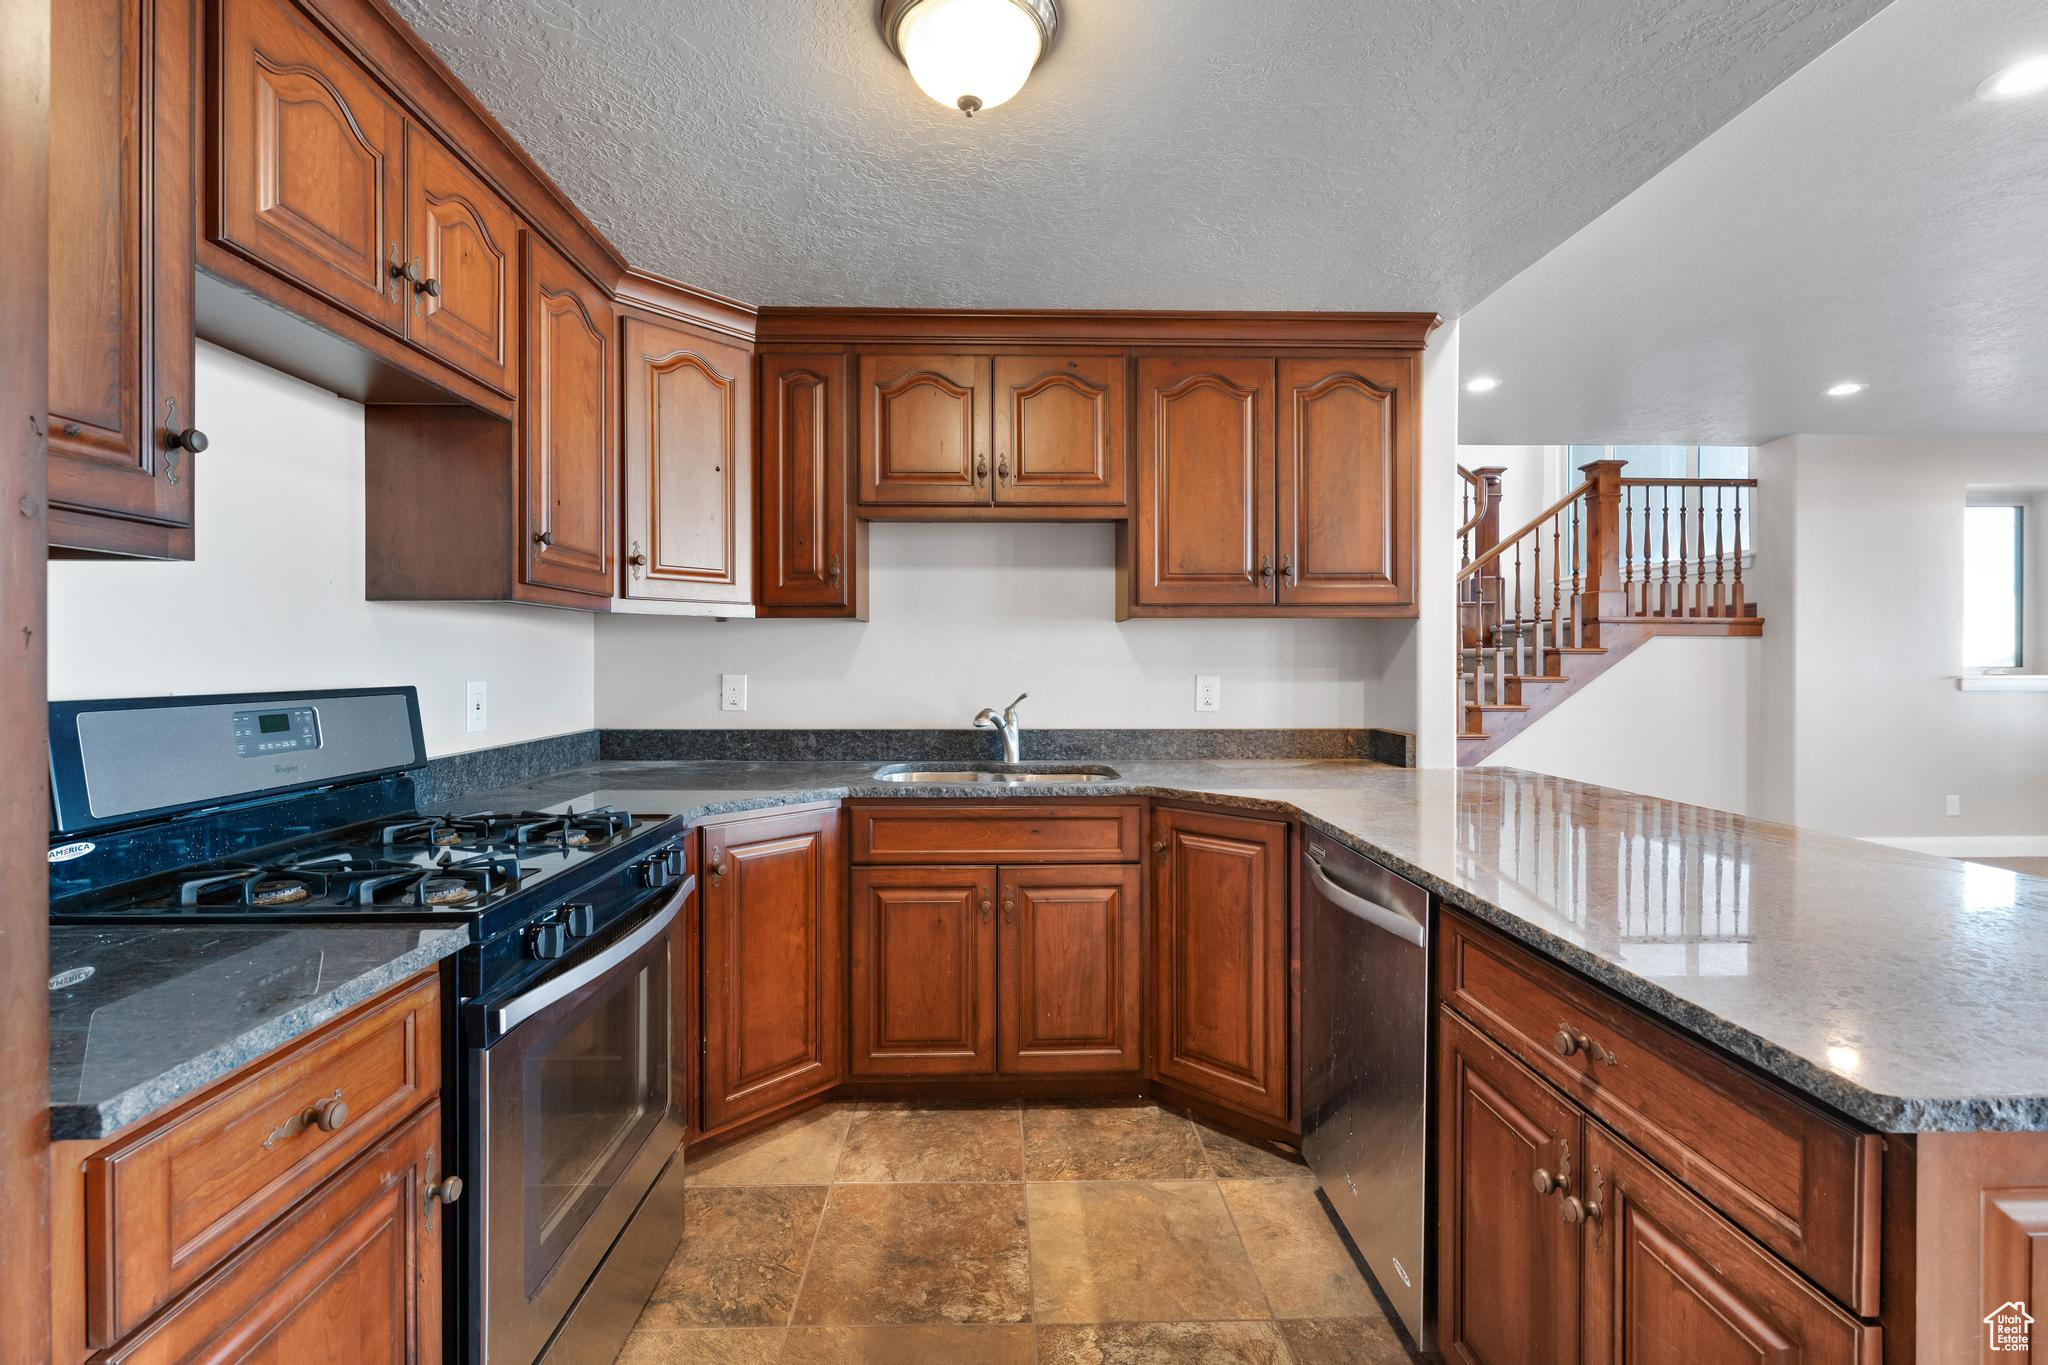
xmin=1864 ymin=835 xmax=2048 ymax=858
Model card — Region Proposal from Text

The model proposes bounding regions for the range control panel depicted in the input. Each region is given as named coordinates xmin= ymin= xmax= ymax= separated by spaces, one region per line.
xmin=232 ymin=706 xmax=321 ymax=758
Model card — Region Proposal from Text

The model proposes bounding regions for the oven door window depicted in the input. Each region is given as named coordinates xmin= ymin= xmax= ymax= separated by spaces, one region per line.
xmin=494 ymin=949 xmax=671 ymax=1299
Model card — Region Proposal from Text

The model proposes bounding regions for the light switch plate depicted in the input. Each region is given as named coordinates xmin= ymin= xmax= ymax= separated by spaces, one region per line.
xmin=1195 ymin=675 xmax=1221 ymax=712
xmin=1946 ymin=794 xmax=1961 ymax=817
xmin=721 ymin=674 xmax=749 ymax=712
xmin=465 ymin=681 xmax=488 ymax=734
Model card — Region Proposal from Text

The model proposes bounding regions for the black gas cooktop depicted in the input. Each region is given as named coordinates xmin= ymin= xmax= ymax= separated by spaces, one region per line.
xmin=51 ymin=804 xmax=657 ymax=924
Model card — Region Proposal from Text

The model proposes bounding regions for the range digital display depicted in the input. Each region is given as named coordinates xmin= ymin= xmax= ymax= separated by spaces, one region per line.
xmin=232 ymin=706 xmax=321 ymax=758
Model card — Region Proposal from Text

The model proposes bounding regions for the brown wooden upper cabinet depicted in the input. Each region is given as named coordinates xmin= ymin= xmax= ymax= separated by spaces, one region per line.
xmin=214 ymin=0 xmax=521 ymax=399
xmin=1126 ymin=356 xmax=1275 ymax=608
xmin=402 ymin=125 xmax=518 ymax=395
xmin=757 ymin=351 xmax=861 ymax=617
xmin=620 ymin=319 xmax=752 ymax=608
xmin=1122 ymin=354 xmax=1416 ymax=617
xmin=520 ymin=235 xmax=615 ymax=602
xmin=858 ymin=352 xmax=1127 ymax=516
xmin=1150 ymin=807 xmax=1290 ymax=1123
xmin=48 ymin=0 xmax=199 ymax=559
xmin=699 ymin=807 xmax=844 ymax=1133
xmin=215 ymin=0 xmax=406 ymax=333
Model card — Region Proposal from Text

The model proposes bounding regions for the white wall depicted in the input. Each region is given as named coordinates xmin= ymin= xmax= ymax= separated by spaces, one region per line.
xmin=1457 ymin=444 xmax=1557 ymax=544
xmin=47 ymin=344 xmax=597 ymax=756
xmin=596 ymin=522 xmax=1416 ymax=729
xmin=1756 ymin=434 xmax=2048 ymax=842
xmin=1482 ymin=636 xmax=1764 ymax=813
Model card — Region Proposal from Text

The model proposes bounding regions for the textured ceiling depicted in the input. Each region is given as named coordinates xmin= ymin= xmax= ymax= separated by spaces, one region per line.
xmin=1460 ymin=0 xmax=2048 ymax=443
xmin=391 ymin=0 xmax=1889 ymax=312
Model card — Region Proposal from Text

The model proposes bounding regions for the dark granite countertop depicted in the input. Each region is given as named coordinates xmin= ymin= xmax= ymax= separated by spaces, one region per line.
xmin=49 ymin=923 xmax=467 ymax=1141
xmin=442 ymin=757 xmax=2048 ymax=1134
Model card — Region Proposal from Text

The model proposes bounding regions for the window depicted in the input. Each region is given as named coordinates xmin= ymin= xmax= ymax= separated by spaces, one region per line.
xmin=1963 ymin=502 xmax=2025 ymax=669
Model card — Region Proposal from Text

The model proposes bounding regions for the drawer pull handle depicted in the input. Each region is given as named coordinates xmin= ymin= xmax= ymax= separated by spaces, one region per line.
xmin=1553 ymin=1023 xmax=1617 ymax=1066
xmin=263 ymin=1089 xmax=346 ymax=1150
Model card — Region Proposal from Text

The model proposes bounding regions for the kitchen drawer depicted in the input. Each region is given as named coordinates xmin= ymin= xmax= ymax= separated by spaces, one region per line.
xmin=847 ymin=801 xmax=1142 ymax=865
xmin=1438 ymin=912 xmax=1881 ymax=1315
xmin=85 ymin=971 xmax=442 ymax=1345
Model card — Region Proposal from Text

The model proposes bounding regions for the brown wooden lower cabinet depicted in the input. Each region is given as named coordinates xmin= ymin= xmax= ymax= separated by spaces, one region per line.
xmin=1149 ymin=807 xmax=1290 ymax=1123
xmin=849 ymin=865 xmax=998 ymax=1076
xmin=1438 ymin=1009 xmax=1582 ymax=1365
xmin=699 ymin=806 xmax=845 ymax=1131
xmin=1438 ymin=1005 xmax=1882 ymax=1365
xmin=1581 ymin=1125 xmax=1875 ymax=1365
xmin=101 ymin=1101 xmax=445 ymax=1365
xmin=50 ymin=971 xmax=445 ymax=1365
xmin=998 ymin=865 xmax=1143 ymax=1075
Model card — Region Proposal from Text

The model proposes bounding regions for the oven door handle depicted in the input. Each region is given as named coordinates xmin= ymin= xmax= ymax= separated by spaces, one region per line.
xmin=492 ymin=875 xmax=694 ymax=1036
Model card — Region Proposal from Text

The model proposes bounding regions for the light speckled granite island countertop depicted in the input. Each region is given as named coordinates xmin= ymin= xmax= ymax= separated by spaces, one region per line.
xmin=444 ymin=758 xmax=2048 ymax=1134
xmin=49 ymin=923 xmax=468 ymax=1141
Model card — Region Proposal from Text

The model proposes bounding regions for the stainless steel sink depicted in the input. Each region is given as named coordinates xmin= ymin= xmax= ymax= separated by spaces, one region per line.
xmin=872 ymin=763 xmax=1121 ymax=785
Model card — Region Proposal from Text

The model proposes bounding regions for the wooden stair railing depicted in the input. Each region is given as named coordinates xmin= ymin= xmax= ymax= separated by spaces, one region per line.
xmin=1455 ymin=459 xmax=1762 ymax=764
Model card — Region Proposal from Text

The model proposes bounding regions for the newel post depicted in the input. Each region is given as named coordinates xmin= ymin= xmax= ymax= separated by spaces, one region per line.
xmin=1577 ymin=459 xmax=1629 ymax=624
xmin=1473 ymin=467 xmax=1507 ymax=558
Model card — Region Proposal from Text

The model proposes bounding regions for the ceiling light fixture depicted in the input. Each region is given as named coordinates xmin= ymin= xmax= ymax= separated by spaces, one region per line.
xmin=1464 ymin=377 xmax=1501 ymax=394
xmin=1978 ymin=54 xmax=2048 ymax=101
xmin=879 ymin=0 xmax=1059 ymax=117
xmin=1825 ymin=381 xmax=1867 ymax=397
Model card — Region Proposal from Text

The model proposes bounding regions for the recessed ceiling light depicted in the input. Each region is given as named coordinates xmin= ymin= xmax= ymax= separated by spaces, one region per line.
xmin=1978 ymin=54 xmax=2048 ymax=101
xmin=1464 ymin=377 xmax=1501 ymax=394
xmin=1824 ymin=381 xmax=1867 ymax=397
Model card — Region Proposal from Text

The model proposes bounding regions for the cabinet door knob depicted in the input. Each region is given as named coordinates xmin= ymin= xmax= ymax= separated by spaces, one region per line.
xmin=419 ymin=276 xmax=441 ymax=299
xmin=826 ymin=553 xmax=841 ymax=582
xmin=628 ymin=541 xmax=647 ymax=579
xmin=1002 ymin=898 xmax=1014 ymax=924
xmin=980 ymin=897 xmax=992 ymax=921
xmin=1282 ymin=555 xmax=1297 ymax=586
xmin=997 ymin=454 xmax=1011 ymax=483
xmin=1532 ymin=1168 xmax=1567 ymax=1197
xmin=975 ymin=454 xmax=988 ymax=482
xmin=1152 ymin=840 xmax=1167 ymax=854
xmin=1259 ymin=554 xmax=1274 ymax=584
xmin=710 ymin=860 xmax=726 ymax=877
xmin=308 ymin=1095 xmax=349 ymax=1133
xmin=534 ymin=529 xmax=554 ymax=547
xmin=1561 ymin=1195 xmax=1601 ymax=1226
xmin=427 ymin=1174 xmax=464 ymax=1206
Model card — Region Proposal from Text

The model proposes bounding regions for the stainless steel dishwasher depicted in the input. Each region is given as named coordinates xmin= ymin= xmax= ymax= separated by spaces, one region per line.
xmin=1299 ymin=834 xmax=1432 ymax=1351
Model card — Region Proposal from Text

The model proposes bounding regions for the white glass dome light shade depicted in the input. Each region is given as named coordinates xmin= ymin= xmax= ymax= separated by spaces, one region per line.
xmin=888 ymin=0 xmax=1055 ymax=116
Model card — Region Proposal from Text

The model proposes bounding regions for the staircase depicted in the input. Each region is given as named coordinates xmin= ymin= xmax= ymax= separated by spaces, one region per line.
xmin=1456 ymin=459 xmax=1762 ymax=766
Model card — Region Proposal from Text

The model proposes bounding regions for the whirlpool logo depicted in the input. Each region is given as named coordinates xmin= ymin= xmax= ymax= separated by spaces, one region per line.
xmin=271 ymin=762 xmax=302 ymax=776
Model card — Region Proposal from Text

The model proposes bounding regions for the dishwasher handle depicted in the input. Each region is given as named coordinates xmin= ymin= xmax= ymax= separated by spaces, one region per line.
xmin=1306 ymin=859 xmax=1426 ymax=947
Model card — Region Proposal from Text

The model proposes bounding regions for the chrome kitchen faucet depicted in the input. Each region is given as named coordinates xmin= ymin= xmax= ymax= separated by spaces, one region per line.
xmin=973 ymin=693 xmax=1028 ymax=763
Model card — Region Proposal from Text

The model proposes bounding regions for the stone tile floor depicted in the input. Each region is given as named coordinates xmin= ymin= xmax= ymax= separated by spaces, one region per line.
xmin=617 ymin=1100 xmax=1413 ymax=1364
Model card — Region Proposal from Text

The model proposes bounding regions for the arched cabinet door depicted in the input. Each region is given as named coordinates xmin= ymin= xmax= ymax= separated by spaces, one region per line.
xmin=520 ymin=236 xmax=614 ymax=601
xmin=403 ymin=124 xmax=517 ymax=395
xmin=621 ymin=318 xmax=752 ymax=606
xmin=1130 ymin=355 xmax=1276 ymax=606
xmin=992 ymin=355 xmax=1127 ymax=507
xmin=216 ymin=0 xmax=405 ymax=331
xmin=858 ymin=352 xmax=991 ymax=507
xmin=1277 ymin=357 xmax=1415 ymax=609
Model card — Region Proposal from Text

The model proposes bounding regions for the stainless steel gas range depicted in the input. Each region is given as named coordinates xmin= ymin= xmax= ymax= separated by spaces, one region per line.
xmin=48 ymin=686 xmax=690 ymax=1364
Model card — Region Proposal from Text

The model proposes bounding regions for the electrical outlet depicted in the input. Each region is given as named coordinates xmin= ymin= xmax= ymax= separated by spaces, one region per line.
xmin=465 ymin=681 xmax=488 ymax=734
xmin=1195 ymin=675 xmax=1222 ymax=713
xmin=1945 ymin=794 xmax=1961 ymax=817
xmin=721 ymin=674 xmax=749 ymax=712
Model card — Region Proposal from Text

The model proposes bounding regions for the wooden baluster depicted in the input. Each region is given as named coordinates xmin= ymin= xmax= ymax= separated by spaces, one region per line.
xmin=1550 ymin=511 xmax=1563 ymax=657
xmin=1714 ymin=485 xmax=1727 ymax=617
xmin=1641 ymin=490 xmax=1654 ymax=618
xmin=1532 ymin=517 xmax=1545 ymax=673
xmin=1569 ymin=497 xmax=1582 ymax=646
xmin=1622 ymin=485 xmax=1638 ymax=613
xmin=1460 ymin=479 xmax=1472 ymax=569
xmin=1694 ymin=487 xmax=1707 ymax=618
xmin=1513 ymin=541 xmax=1525 ymax=677
xmin=1676 ymin=484 xmax=1689 ymax=618
xmin=1659 ymin=486 xmax=1672 ymax=618
xmin=1732 ymin=488 xmax=1746 ymax=616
